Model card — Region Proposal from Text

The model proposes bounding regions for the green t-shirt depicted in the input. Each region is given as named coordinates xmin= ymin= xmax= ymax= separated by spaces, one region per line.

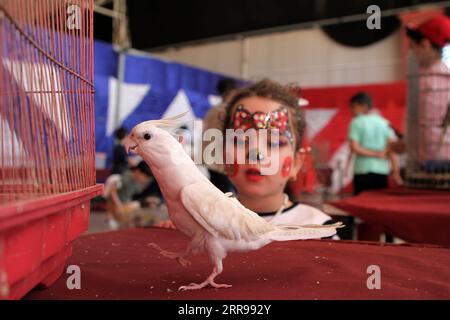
xmin=348 ymin=113 xmax=395 ymax=175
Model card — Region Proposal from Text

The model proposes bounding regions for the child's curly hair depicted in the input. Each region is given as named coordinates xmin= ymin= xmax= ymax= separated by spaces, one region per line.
xmin=223 ymin=79 xmax=306 ymax=151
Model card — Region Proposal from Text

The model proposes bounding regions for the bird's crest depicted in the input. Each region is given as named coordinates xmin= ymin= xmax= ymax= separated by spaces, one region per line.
xmin=141 ymin=110 xmax=190 ymax=129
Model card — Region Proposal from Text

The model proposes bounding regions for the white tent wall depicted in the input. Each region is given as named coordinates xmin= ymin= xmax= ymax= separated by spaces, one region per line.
xmin=149 ymin=27 xmax=404 ymax=87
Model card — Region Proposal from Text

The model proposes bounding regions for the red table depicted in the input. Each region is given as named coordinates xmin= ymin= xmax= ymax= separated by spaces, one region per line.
xmin=329 ymin=187 xmax=450 ymax=245
xmin=24 ymin=228 xmax=450 ymax=300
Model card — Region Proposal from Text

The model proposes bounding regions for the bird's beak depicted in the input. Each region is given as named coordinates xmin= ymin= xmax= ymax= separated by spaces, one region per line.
xmin=124 ymin=135 xmax=138 ymax=154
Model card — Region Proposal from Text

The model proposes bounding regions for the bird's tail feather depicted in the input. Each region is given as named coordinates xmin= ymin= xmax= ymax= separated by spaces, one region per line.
xmin=277 ymin=222 xmax=344 ymax=229
xmin=268 ymin=222 xmax=343 ymax=241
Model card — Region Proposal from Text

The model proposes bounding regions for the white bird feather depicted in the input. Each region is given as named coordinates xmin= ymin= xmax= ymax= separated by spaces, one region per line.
xmin=127 ymin=113 xmax=343 ymax=291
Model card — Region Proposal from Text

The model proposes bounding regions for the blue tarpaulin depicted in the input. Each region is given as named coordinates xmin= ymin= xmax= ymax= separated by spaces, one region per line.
xmin=94 ymin=40 xmax=241 ymax=167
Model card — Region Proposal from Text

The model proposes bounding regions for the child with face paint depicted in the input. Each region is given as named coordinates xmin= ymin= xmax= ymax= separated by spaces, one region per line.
xmin=221 ymin=79 xmax=336 ymax=228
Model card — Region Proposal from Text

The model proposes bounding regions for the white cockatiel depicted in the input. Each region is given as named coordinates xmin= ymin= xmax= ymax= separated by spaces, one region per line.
xmin=126 ymin=113 xmax=342 ymax=291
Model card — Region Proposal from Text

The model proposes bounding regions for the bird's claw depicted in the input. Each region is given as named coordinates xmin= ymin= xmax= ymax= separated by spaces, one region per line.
xmin=148 ymin=243 xmax=191 ymax=267
xmin=147 ymin=243 xmax=160 ymax=250
xmin=178 ymin=281 xmax=232 ymax=291
xmin=161 ymin=251 xmax=178 ymax=259
xmin=178 ymin=283 xmax=203 ymax=291
xmin=160 ymin=252 xmax=191 ymax=267
xmin=176 ymin=257 xmax=192 ymax=267
xmin=211 ymin=282 xmax=232 ymax=289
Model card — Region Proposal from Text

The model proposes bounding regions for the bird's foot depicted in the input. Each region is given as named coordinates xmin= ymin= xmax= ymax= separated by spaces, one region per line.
xmin=148 ymin=243 xmax=177 ymax=258
xmin=160 ymin=251 xmax=178 ymax=259
xmin=178 ymin=281 xmax=232 ymax=291
xmin=148 ymin=242 xmax=173 ymax=251
xmin=176 ymin=256 xmax=192 ymax=267
xmin=148 ymin=243 xmax=191 ymax=267
xmin=160 ymin=252 xmax=191 ymax=267
xmin=178 ymin=281 xmax=208 ymax=291
xmin=210 ymin=281 xmax=232 ymax=289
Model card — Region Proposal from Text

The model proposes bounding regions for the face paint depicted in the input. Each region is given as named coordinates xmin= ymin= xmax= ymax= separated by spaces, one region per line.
xmin=281 ymin=156 xmax=292 ymax=178
xmin=232 ymin=105 xmax=295 ymax=146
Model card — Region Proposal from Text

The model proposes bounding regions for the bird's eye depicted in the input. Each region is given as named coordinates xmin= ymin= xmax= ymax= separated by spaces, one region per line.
xmin=143 ymin=133 xmax=152 ymax=140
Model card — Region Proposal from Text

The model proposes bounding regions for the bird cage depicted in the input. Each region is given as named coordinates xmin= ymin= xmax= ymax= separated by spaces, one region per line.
xmin=405 ymin=53 xmax=450 ymax=190
xmin=0 ymin=0 xmax=102 ymax=299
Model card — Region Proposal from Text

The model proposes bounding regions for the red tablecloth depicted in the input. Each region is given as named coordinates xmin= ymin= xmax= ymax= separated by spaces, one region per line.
xmin=25 ymin=228 xmax=450 ymax=300
xmin=330 ymin=187 xmax=450 ymax=245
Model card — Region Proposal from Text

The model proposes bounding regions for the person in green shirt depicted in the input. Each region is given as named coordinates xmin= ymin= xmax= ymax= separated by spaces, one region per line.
xmin=347 ymin=92 xmax=402 ymax=195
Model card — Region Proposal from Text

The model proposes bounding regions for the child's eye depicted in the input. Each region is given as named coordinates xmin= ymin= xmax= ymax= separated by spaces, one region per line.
xmin=279 ymin=140 xmax=289 ymax=147
xmin=268 ymin=139 xmax=288 ymax=148
xmin=269 ymin=140 xmax=280 ymax=148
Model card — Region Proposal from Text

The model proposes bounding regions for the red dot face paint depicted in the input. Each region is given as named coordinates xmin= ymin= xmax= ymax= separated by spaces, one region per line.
xmin=281 ymin=156 xmax=292 ymax=178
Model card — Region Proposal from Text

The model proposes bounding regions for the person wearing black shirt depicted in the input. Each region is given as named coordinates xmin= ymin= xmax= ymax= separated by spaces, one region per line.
xmin=111 ymin=127 xmax=129 ymax=174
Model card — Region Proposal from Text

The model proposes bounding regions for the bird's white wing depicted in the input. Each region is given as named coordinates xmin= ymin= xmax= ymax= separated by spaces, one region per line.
xmin=180 ymin=181 xmax=275 ymax=241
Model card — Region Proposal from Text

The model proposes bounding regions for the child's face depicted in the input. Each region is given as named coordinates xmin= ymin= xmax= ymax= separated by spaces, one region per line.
xmin=350 ymin=103 xmax=367 ymax=116
xmin=226 ymin=96 xmax=303 ymax=199
xmin=409 ymin=38 xmax=436 ymax=67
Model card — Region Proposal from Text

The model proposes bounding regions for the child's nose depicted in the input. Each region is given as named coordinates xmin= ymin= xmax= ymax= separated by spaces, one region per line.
xmin=248 ymin=148 xmax=265 ymax=162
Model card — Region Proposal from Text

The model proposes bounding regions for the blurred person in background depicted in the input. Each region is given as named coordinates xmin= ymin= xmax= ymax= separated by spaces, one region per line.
xmin=406 ymin=15 xmax=450 ymax=169
xmin=111 ymin=127 xmax=131 ymax=174
xmin=347 ymin=92 xmax=403 ymax=195
xmin=104 ymin=161 xmax=166 ymax=229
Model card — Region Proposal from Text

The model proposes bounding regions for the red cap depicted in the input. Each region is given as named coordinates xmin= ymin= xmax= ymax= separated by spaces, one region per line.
xmin=412 ymin=15 xmax=450 ymax=48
